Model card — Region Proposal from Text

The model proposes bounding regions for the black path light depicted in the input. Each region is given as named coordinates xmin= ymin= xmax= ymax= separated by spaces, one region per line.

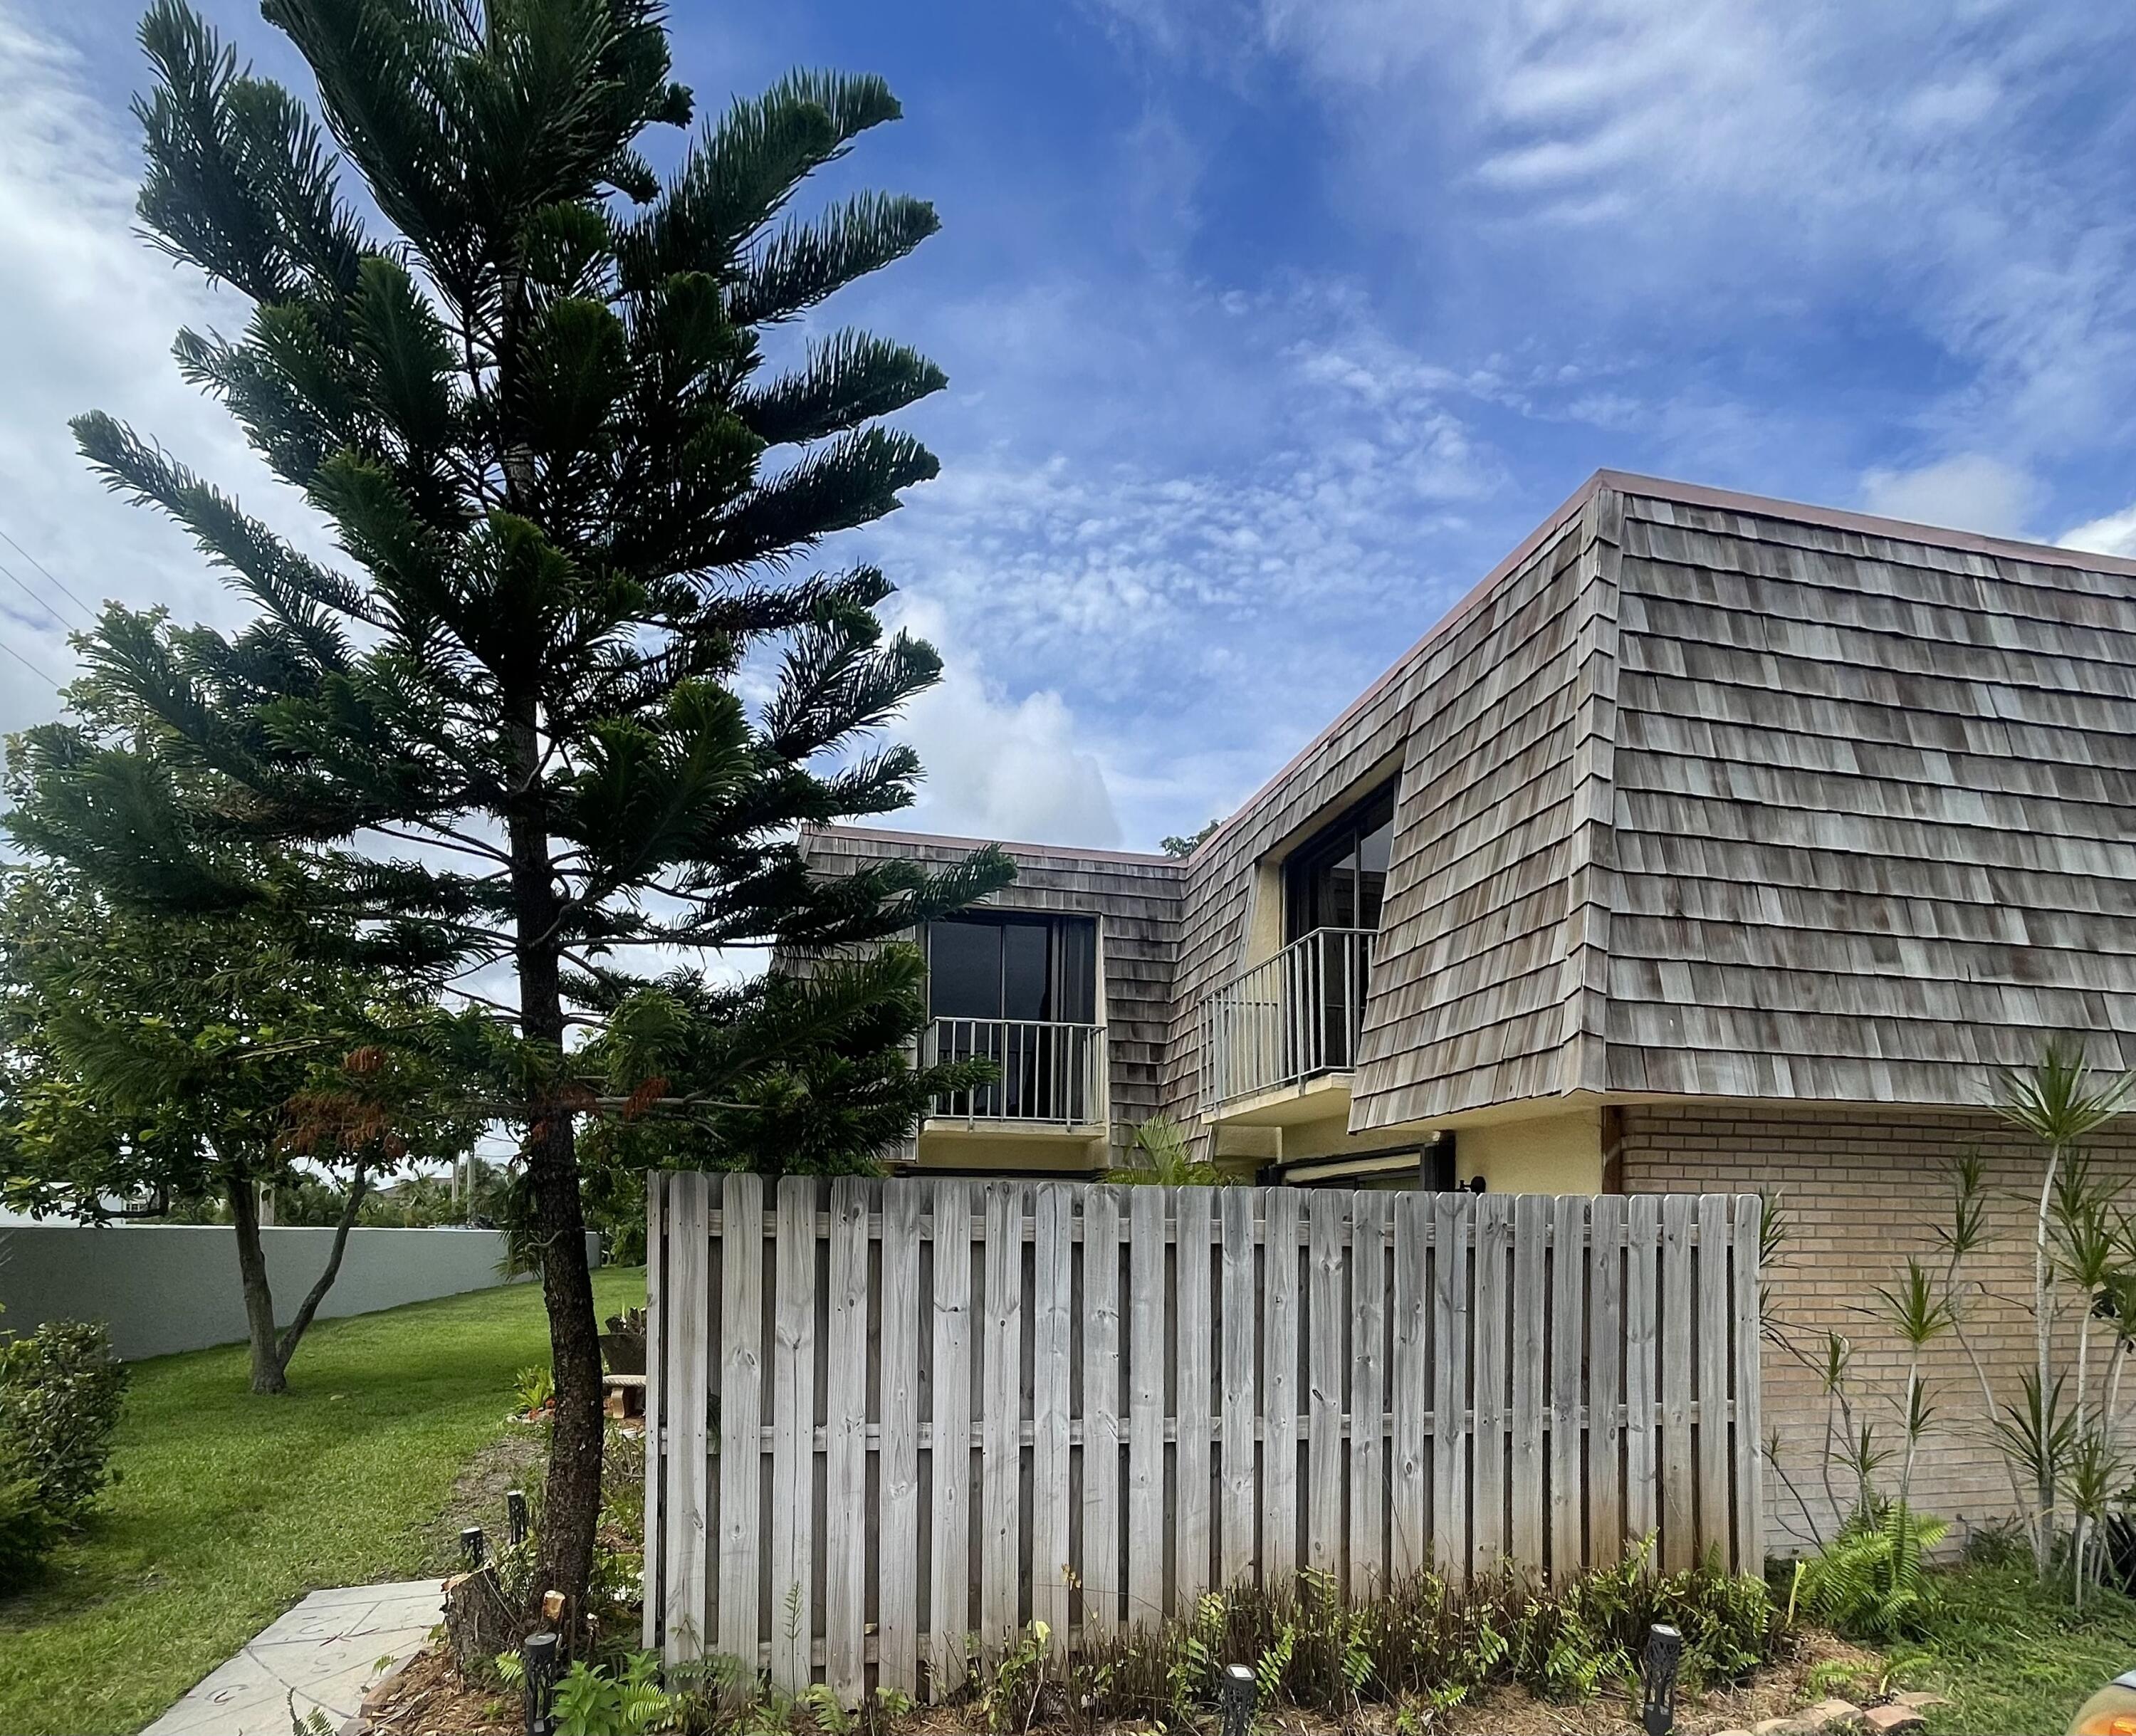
xmin=522 ymin=1631 xmax=560 ymax=1736
xmin=1643 ymin=1622 xmax=1683 ymax=1736
xmin=507 ymin=1489 xmax=530 ymax=1547
xmin=461 ymin=1525 xmax=487 ymax=1571
xmin=1220 ymin=1663 xmax=1256 ymax=1736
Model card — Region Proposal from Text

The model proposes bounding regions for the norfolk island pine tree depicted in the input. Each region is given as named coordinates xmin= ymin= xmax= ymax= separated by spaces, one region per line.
xmin=6 ymin=0 xmax=1010 ymax=1626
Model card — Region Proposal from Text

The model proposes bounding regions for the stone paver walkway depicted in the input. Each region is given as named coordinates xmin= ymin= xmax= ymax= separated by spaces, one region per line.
xmin=144 ymin=1578 xmax=444 ymax=1735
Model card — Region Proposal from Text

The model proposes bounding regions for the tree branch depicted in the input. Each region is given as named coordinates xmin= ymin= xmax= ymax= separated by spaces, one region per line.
xmin=274 ymin=1155 xmax=372 ymax=1366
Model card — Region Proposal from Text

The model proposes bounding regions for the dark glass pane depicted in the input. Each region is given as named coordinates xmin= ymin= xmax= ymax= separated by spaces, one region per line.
xmin=1002 ymin=921 xmax=1049 ymax=1021
xmin=1357 ymin=812 xmax=1394 ymax=932
xmin=927 ymin=921 xmax=1002 ymax=1018
xmin=1283 ymin=781 xmax=1398 ymax=941
xmin=1054 ymin=919 xmax=1097 ymax=1025
xmin=1326 ymin=847 xmax=1358 ymax=929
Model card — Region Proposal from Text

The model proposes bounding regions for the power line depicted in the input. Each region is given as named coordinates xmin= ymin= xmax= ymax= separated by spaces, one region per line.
xmin=0 ymin=556 xmax=75 ymax=632
xmin=0 ymin=527 xmax=94 ymax=621
xmin=0 ymin=635 xmax=59 ymax=690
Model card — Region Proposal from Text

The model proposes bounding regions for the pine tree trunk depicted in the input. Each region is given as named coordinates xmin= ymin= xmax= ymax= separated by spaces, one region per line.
xmin=507 ymin=781 xmax=604 ymax=1636
xmin=226 ymin=1174 xmax=287 ymax=1396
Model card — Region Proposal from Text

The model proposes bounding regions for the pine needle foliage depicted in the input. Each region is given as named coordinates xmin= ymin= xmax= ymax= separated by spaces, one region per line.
xmin=7 ymin=0 xmax=1010 ymax=1616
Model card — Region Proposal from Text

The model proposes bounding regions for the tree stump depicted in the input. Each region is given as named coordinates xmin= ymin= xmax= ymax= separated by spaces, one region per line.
xmin=442 ymin=1567 xmax=520 ymax=1677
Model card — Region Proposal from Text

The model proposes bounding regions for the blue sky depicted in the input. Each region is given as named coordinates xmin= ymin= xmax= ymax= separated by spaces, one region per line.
xmin=6 ymin=0 xmax=2136 ymax=852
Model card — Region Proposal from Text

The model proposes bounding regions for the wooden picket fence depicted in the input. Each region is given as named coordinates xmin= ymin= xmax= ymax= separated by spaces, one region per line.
xmin=642 ymin=1176 xmax=1763 ymax=1698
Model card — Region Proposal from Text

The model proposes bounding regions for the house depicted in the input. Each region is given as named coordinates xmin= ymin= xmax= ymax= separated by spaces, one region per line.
xmin=802 ymin=468 xmax=2136 ymax=1534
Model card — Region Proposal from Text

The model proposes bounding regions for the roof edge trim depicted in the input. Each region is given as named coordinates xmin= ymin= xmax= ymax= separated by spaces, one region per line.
xmin=802 ymin=822 xmax=1185 ymax=869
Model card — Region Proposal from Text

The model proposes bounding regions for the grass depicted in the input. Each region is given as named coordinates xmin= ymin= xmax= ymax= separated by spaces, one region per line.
xmin=1876 ymin=1558 xmax=2136 ymax=1736
xmin=0 ymin=1265 xmax=644 ymax=1736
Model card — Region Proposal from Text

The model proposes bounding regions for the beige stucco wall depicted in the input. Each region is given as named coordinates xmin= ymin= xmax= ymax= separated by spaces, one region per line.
xmin=1454 ymin=1107 xmax=1604 ymax=1194
xmin=913 ymin=1129 xmax=1109 ymax=1172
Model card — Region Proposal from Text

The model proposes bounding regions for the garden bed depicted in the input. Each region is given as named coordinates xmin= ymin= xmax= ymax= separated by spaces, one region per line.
xmin=357 ymin=1626 xmax=1885 ymax=1736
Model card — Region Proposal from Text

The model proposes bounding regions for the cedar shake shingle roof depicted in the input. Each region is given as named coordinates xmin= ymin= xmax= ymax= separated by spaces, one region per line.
xmin=810 ymin=470 xmax=2136 ymax=1131
xmin=1345 ymin=473 xmax=2136 ymax=1126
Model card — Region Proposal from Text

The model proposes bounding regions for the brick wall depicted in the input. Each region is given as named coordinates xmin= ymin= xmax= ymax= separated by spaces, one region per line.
xmin=1618 ymin=1103 xmax=2136 ymax=1555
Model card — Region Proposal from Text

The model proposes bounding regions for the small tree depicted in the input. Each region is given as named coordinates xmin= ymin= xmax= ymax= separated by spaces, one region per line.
xmin=9 ymin=0 xmax=1009 ymax=1614
xmin=1767 ymin=1040 xmax=2136 ymax=1606
xmin=0 ymin=864 xmax=481 ymax=1393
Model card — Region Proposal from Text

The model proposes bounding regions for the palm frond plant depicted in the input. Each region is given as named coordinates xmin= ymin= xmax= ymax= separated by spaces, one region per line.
xmin=1106 ymin=1113 xmax=1222 ymax=1186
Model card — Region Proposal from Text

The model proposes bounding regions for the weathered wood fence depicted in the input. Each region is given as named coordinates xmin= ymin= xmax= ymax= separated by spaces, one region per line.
xmin=642 ymin=1176 xmax=1763 ymax=1698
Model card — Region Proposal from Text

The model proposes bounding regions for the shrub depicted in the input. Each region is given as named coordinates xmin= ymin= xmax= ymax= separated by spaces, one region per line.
xmin=0 ymin=1318 xmax=127 ymax=1518
xmin=0 ymin=1317 xmax=127 ymax=1589
xmin=978 ymin=1543 xmax=1779 ymax=1730
xmin=0 ymin=1453 xmax=59 ymax=1591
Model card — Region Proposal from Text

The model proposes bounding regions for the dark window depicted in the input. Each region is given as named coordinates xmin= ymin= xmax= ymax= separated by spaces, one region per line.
xmin=924 ymin=913 xmax=1097 ymax=1021
xmin=923 ymin=912 xmax=1101 ymax=1122
xmin=1284 ymin=783 xmax=1397 ymax=942
xmin=926 ymin=919 xmax=1004 ymax=1020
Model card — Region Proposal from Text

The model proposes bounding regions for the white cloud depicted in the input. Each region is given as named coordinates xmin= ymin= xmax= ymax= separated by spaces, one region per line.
xmin=0 ymin=7 xmax=318 ymax=746
xmin=884 ymin=599 xmax=1123 ymax=847
xmin=1104 ymin=0 xmax=2136 ymax=464
xmin=2058 ymin=502 xmax=2136 ymax=560
xmin=1858 ymin=454 xmax=2041 ymax=537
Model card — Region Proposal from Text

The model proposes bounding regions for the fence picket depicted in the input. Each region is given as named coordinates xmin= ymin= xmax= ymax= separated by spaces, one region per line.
xmin=1220 ymin=1188 xmax=1259 ymax=1587
xmin=1470 ymin=1193 xmax=1511 ymax=1576
xmin=1549 ymin=1193 xmax=1587 ymax=1581
xmin=1732 ymin=1196 xmax=1765 ymax=1576
xmin=878 ymin=1184 xmax=922 ymax=1695
xmin=826 ymin=1179 xmax=869 ymax=1700
xmin=1624 ymin=1195 xmax=1660 ymax=1556
xmin=928 ymin=1181 xmax=973 ymax=1695
xmin=1128 ymin=1188 xmax=1168 ymax=1628
xmin=1696 ymin=1193 xmax=1732 ymax=1572
xmin=1587 ymin=1195 xmax=1626 ymax=1565
xmin=1082 ymin=1187 xmax=1122 ymax=1638
xmin=1659 ymin=1193 xmax=1695 ymax=1572
xmin=1262 ymin=1188 xmax=1302 ymax=1585
xmin=1032 ymin=1184 xmax=1074 ymax=1644
xmin=1176 ymin=1187 xmax=1215 ymax=1609
xmin=1509 ymin=1196 xmax=1548 ymax=1568
xmin=662 ymin=1173 xmax=711 ymax=1662
xmin=1431 ymin=1191 xmax=1471 ymax=1576
xmin=770 ymin=1178 xmax=816 ymax=1693
xmin=643 ymin=1172 xmax=666 ymax=1653
xmin=1349 ymin=1191 xmax=1388 ymax=1601
xmin=983 ymin=1186 xmax=1024 ymax=1649
xmin=1390 ymin=1193 xmax=1430 ymax=1576
xmin=1307 ymin=1191 xmax=1346 ymax=1578
xmin=714 ymin=1173 xmax=762 ymax=1666
xmin=649 ymin=1176 xmax=1764 ymax=1661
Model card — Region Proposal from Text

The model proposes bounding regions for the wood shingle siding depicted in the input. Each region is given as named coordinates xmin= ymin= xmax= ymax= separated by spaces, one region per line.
xmin=797 ymin=826 xmax=1184 ymax=1152
xmin=800 ymin=470 xmax=2136 ymax=1141
xmin=1598 ymin=487 xmax=2136 ymax=1104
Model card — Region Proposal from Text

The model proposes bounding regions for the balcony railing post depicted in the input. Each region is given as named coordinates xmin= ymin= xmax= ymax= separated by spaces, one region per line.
xmin=923 ymin=1017 xmax=1106 ymax=1127
xmin=1198 ymin=927 xmax=1375 ymax=1111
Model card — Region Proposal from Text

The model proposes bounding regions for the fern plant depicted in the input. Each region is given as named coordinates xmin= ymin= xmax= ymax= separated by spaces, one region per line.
xmin=1798 ymin=1503 xmax=1950 ymax=1641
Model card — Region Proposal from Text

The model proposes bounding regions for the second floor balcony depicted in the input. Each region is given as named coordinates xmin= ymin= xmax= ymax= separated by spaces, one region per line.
xmin=923 ymin=1017 xmax=1107 ymax=1128
xmin=1199 ymin=926 xmax=1374 ymax=1112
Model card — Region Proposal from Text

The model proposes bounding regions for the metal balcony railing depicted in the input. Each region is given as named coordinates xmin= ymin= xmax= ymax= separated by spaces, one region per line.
xmin=1199 ymin=926 xmax=1374 ymax=1109
xmin=922 ymin=1018 xmax=1107 ymax=1126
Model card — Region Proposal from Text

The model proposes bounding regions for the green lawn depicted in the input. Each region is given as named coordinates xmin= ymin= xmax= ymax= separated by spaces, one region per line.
xmin=1895 ymin=1560 xmax=2136 ymax=1736
xmin=0 ymin=1266 xmax=644 ymax=1736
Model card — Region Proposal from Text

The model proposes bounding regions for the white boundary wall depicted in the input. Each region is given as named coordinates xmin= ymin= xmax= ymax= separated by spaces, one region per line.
xmin=0 ymin=1223 xmax=597 ymax=1359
